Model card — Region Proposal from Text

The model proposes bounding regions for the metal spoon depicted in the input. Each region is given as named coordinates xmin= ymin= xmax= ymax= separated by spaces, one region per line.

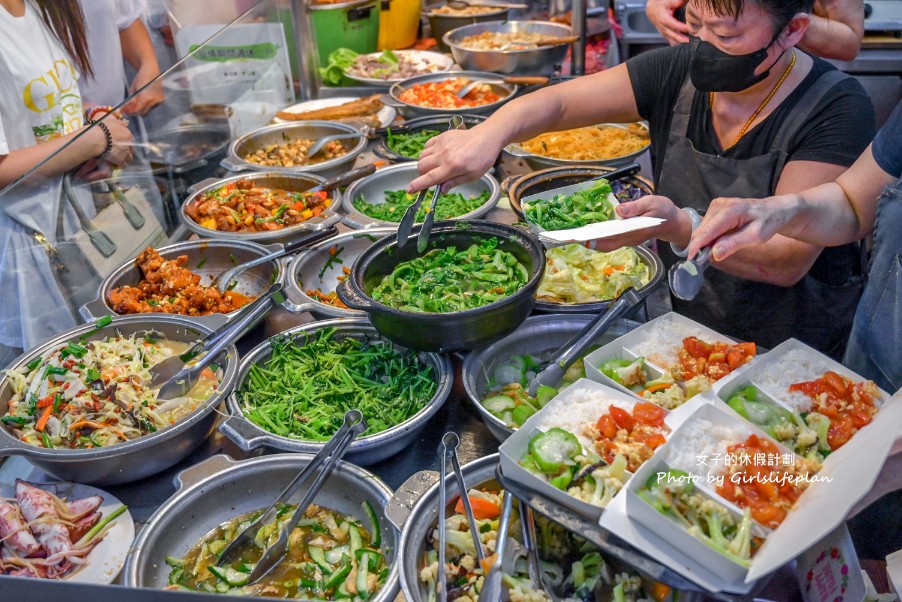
xmin=455 ymin=76 xmax=549 ymax=99
xmin=150 ymin=283 xmax=285 ymax=400
xmin=222 ymin=410 xmax=367 ymax=584
xmin=417 ymin=116 xmax=467 ymax=253
xmin=668 ymin=246 xmax=713 ymax=301
xmin=305 ymin=132 xmax=365 ymax=160
xmin=496 ymin=36 xmax=580 ymax=52
xmin=478 ymin=491 xmax=514 ymax=602
xmin=212 ymin=227 xmax=337 ymax=293
xmin=528 ymin=288 xmax=643 ymax=397
xmin=446 ymin=0 xmax=529 ymax=9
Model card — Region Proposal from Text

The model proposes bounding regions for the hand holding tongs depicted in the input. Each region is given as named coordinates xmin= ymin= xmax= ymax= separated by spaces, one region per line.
xmin=437 ymin=432 xmax=485 ymax=602
xmin=397 ymin=116 xmax=468 ymax=252
xmin=149 ymin=283 xmax=285 ymax=400
xmin=528 ymin=288 xmax=643 ymax=397
xmin=217 ymin=410 xmax=367 ymax=583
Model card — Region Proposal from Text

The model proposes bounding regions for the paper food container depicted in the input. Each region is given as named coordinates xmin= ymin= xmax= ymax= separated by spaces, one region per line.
xmin=584 ymin=311 xmax=759 ymax=405
xmin=520 ymin=178 xmax=621 ymax=249
xmin=498 ymin=378 xmax=674 ymax=520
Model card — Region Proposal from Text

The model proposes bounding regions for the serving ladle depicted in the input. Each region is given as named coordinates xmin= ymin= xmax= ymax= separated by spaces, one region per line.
xmin=528 ymin=288 xmax=643 ymax=397
xmin=454 ymin=75 xmax=549 ymax=98
xmin=446 ymin=0 xmax=529 ymax=9
xmin=304 ymin=132 xmax=365 ymax=160
xmin=668 ymin=246 xmax=713 ymax=301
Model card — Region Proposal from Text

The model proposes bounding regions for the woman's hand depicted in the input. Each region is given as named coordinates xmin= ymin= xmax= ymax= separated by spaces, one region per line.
xmin=687 ymin=195 xmax=797 ymax=260
xmin=99 ymin=117 xmax=135 ymax=167
xmin=407 ymin=127 xmax=503 ymax=194
xmin=584 ymin=195 xmax=689 ymax=252
xmin=121 ymin=66 xmax=165 ymax=116
xmin=645 ymin=0 xmax=690 ymax=45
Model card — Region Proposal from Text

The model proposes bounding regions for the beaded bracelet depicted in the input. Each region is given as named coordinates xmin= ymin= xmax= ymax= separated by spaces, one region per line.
xmin=94 ymin=120 xmax=113 ymax=159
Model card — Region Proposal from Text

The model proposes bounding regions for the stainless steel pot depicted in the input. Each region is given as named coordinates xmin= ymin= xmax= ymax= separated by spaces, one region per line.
xmin=425 ymin=4 xmax=511 ymax=52
xmin=462 ymin=314 xmax=642 ymax=441
xmin=219 ymin=319 xmax=453 ymax=465
xmin=0 ymin=315 xmax=240 ymax=485
xmin=144 ymin=124 xmax=230 ymax=175
xmin=341 ymin=163 xmax=501 ymax=230
xmin=221 ymin=121 xmax=366 ymax=179
xmin=283 ymin=228 xmax=395 ymax=319
xmin=503 ymin=122 xmax=651 ymax=170
xmin=79 ymin=238 xmax=284 ymax=324
xmin=180 ymin=171 xmax=342 ymax=245
xmin=387 ymin=71 xmax=518 ymax=118
xmin=505 ymin=165 xmax=655 ymax=220
xmin=534 ymin=244 xmax=664 ymax=314
xmin=124 ymin=453 xmax=400 ymax=601
xmin=444 ymin=20 xmax=572 ymax=75
xmin=336 ymin=220 xmax=545 ymax=352
xmin=372 ymin=113 xmax=487 ymax=164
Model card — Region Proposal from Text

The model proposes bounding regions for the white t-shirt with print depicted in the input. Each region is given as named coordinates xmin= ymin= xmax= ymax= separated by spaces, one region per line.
xmin=79 ymin=0 xmax=147 ymax=108
xmin=0 ymin=0 xmax=85 ymax=349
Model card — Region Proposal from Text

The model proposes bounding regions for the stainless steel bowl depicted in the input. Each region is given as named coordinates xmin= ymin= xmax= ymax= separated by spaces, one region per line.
xmin=394 ymin=454 xmax=498 ymax=602
xmin=124 ymin=453 xmax=400 ymax=601
xmin=219 ymin=319 xmax=453 ymax=465
xmin=373 ymin=113 xmax=487 ymax=163
xmin=462 ymin=314 xmax=642 ymax=442
xmin=0 ymin=315 xmax=240 ymax=485
xmin=503 ymin=122 xmax=651 ymax=170
xmin=534 ymin=244 xmax=665 ymax=314
xmin=145 ymin=124 xmax=230 ymax=174
xmin=425 ymin=4 xmax=511 ymax=52
xmin=444 ymin=20 xmax=572 ymax=75
xmin=506 ymin=164 xmax=655 ymax=220
xmin=283 ymin=228 xmax=395 ymax=319
xmin=388 ymin=71 xmax=518 ymax=118
xmin=180 ymin=171 xmax=342 ymax=245
xmin=341 ymin=163 xmax=501 ymax=229
xmin=80 ymin=239 xmax=283 ymax=324
xmin=220 ymin=121 xmax=366 ymax=178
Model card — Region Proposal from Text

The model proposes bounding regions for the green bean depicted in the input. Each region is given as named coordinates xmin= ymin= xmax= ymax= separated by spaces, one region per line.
xmin=237 ymin=328 xmax=437 ymax=441
xmin=353 ymin=189 xmax=489 ymax=223
xmin=370 ymin=237 xmax=529 ymax=313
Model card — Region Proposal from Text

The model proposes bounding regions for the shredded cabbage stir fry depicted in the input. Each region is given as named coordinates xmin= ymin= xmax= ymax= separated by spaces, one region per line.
xmin=1 ymin=332 xmax=219 ymax=449
xmin=538 ymin=245 xmax=651 ymax=304
xmin=370 ymin=237 xmax=530 ymax=313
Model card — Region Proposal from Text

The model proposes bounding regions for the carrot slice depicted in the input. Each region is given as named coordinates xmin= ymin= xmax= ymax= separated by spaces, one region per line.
xmin=454 ymin=496 xmax=500 ymax=520
xmin=36 ymin=405 xmax=53 ymax=432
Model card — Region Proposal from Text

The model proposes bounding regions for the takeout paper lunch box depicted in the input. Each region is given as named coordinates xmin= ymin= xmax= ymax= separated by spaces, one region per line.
xmin=584 ymin=311 xmax=760 ymax=403
xmin=498 ymin=378 xmax=679 ymax=520
xmin=520 ymin=179 xmax=621 ymax=249
xmin=604 ymin=375 xmax=902 ymax=588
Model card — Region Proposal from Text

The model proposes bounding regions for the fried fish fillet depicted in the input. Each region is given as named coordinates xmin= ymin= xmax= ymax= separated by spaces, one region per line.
xmin=276 ymin=94 xmax=384 ymax=121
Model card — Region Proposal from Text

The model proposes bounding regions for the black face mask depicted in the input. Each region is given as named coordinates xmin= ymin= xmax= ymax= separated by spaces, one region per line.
xmin=688 ymin=33 xmax=784 ymax=93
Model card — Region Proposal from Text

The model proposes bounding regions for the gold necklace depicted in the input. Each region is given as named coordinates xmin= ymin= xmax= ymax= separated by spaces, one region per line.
xmin=709 ymin=50 xmax=797 ymax=148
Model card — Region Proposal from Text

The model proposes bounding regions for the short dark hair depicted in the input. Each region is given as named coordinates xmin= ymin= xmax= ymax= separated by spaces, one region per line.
xmin=692 ymin=0 xmax=815 ymax=32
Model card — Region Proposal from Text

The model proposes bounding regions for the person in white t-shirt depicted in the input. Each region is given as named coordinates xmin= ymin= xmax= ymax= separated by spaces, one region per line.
xmin=79 ymin=0 xmax=164 ymax=116
xmin=0 ymin=0 xmax=134 ymax=365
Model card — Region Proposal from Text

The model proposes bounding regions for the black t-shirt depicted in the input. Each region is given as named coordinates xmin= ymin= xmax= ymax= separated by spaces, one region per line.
xmin=626 ymin=44 xmax=876 ymax=186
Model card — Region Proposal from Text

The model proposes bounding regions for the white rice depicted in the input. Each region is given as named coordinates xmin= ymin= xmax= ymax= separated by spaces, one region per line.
xmin=661 ymin=418 xmax=750 ymax=481
xmin=624 ymin=315 xmax=717 ymax=368
xmin=535 ymin=385 xmax=636 ymax=451
xmin=748 ymin=348 xmax=835 ymax=412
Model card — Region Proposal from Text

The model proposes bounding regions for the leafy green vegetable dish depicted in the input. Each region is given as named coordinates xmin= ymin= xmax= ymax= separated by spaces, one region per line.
xmin=370 ymin=237 xmax=529 ymax=313
xmin=237 ymin=327 xmax=437 ymax=440
xmin=353 ymin=189 xmax=490 ymax=223
xmin=384 ymin=128 xmax=441 ymax=158
xmin=523 ymin=179 xmax=615 ymax=231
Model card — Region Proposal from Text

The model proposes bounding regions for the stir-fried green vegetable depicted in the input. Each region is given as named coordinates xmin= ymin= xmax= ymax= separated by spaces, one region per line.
xmin=370 ymin=237 xmax=529 ymax=313
xmin=237 ymin=328 xmax=437 ymax=440
xmin=523 ymin=180 xmax=615 ymax=231
xmin=385 ymin=128 xmax=441 ymax=158
xmin=353 ymin=189 xmax=490 ymax=223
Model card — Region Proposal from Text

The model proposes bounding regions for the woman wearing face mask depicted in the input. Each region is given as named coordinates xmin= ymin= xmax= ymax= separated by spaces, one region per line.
xmin=410 ymin=0 xmax=875 ymax=358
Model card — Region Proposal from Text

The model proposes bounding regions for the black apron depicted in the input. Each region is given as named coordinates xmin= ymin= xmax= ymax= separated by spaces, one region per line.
xmin=656 ymin=71 xmax=865 ymax=359
xmin=843 ymin=181 xmax=902 ymax=392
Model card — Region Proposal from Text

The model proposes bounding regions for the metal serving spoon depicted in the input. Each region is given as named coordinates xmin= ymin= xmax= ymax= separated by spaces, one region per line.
xmin=446 ymin=0 xmax=529 ymax=9
xmin=224 ymin=411 xmax=367 ymax=584
xmin=497 ymin=36 xmax=580 ymax=52
xmin=455 ymin=75 xmax=549 ymax=99
xmin=304 ymin=132 xmax=365 ymax=160
xmin=668 ymin=246 xmax=713 ymax=301
xmin=528 ymin=288 xmax=642 ymax=397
